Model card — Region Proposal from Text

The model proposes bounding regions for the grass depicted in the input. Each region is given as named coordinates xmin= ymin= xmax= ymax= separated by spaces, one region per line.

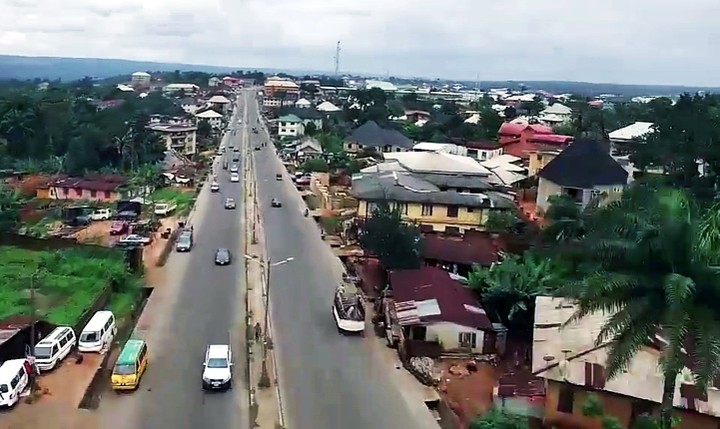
xmin=304 ymin=195 xmax=320 ymax=210
xmin=0 ymin=246 xmax=135 ymax=326
xmin=151 ymin=187 xmax=197 ymax=216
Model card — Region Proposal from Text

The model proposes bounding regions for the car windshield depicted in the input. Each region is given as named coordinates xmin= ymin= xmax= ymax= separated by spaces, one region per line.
xmin=179 ymin=237 xmax=191 ymax=245
xmin=207 ymin=358 xmax=228 ymax=368
xmin=34 ymin=346 xmax=53 ymax=359
xmin=0 ymin=384 xmax=7 ymax=393
xmin=80 ymin=331 xmax=98 ymax=342
xmin=114 ymin=364 xmax=135 ymax=375
xmin=217 ymin=250 xmax=229 ymax=258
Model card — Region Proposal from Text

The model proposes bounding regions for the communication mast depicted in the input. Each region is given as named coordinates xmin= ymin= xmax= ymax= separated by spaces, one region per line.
xmin=334 ymin=41 xmax=341 ymax=76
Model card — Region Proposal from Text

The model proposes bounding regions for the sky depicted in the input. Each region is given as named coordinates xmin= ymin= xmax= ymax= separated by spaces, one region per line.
xmin=0 ymin=0 xmax=718 ymax=86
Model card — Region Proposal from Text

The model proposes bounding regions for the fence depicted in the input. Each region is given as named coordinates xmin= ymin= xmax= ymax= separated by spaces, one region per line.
xmin=0 ymin=233 xmax=115 ymax=254
xmin=72 ymin=285 xmax=113 ymax=335
xmin=155 ymin=229 xmax=181 ymax=267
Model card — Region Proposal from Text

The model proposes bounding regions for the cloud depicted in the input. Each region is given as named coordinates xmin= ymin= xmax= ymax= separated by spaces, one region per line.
xmin=0 ymin=0 xmax=717 ymax=85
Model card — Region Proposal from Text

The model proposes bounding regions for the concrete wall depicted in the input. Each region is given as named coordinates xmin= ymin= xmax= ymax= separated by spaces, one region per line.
xmin=427 ymin=321 xmax=485 ymax=353
xmin=357 ymin=199 xmax=490 ymax=233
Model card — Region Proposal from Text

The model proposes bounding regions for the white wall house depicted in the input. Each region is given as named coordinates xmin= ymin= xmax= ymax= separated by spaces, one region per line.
xmin=194 ymin=110 xmax=224 ymax=129
xmin=148 ymin=123 xmax=198 ymax=156
xmin=131 ymin=71 xmax=151 ymax=85
xmin=412 ymin=142 xmax=468 ymax=156
xmin=277 ymin=114 xmax=305 ymax=137
xmin=163 ymin=83 xmax=200 ymax=95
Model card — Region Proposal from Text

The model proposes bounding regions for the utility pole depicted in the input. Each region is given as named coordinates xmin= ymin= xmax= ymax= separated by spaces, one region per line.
xmin=258 ymin=257 xmax=271 ymax=387
xmin=334 ymin=41 xmax=341 ymax=77
xmin=28 ymin=266 xmax=41 ymax=403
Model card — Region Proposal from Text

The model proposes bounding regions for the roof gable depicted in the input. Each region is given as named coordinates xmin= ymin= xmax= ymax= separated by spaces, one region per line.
xmin=346 ymin=121 xmax=413 ymax=149
xmin=538 ymin=140 xmax=628 ymax=188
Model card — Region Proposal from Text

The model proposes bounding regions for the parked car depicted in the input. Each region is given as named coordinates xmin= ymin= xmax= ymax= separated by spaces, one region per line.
xmin=117 ymin=234 xmax=152 ymax=247
xmin=154 ymin=202 xmax=177 ymax=216
xmin=90 ymin=208 xmax=112 ymax=221
xmin=68 ymin=215 xmax=91 ymax=226
xmin=110 ymin=221 xmax=129 ymax=235
xmin=176 ymin=231 xmax=193 ymax=252
xmin=210 ymin=182 xmax=220 ymax=192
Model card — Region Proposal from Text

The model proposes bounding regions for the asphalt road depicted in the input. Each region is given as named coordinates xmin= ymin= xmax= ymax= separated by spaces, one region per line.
xmin=248 ymin=92 xmax=440 ymax=429
xmin=98 ymin=93 xmax=249 ymax=429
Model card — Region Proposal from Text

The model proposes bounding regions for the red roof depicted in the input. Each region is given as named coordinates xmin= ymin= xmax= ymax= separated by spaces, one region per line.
xmin=498 ymin=122 xmax=553 ymax=136
xmin=422 ymin=232 xmax=501 ymax=266
xmin=49 ymin=174 xmax=128 ymax=192
xmin=465 ymin=140 xmax=501 ymax=150
xmin=389 ymin=266 xmax=493 ymax=330
xmin=503 ymin=140 xmax=564 ymax=159
xmin=528 ymin=134 xmax=573 ymax=144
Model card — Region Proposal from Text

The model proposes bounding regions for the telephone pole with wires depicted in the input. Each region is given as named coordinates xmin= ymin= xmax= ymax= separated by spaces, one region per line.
xmin=333 ymin=41 xmax=341 ymax=76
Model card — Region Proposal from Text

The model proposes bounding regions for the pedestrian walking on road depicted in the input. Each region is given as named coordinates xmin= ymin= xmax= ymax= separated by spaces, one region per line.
xmin=254 ymin=322 xmax=262 ymax=342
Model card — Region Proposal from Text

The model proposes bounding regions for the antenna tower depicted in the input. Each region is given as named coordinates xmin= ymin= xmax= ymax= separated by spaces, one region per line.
xmin=334 ymin=41 xmax=341 ymax=76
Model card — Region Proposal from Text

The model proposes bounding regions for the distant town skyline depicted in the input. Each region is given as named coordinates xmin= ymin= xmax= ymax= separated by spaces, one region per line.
xmin=0 ymin=0 xmax=716 ymax=87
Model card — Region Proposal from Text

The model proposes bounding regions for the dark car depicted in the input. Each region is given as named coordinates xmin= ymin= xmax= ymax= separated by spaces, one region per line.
xmin=215 ymin=248 xmax=232 ymax=265
xmin=224 ymin=198 xmax=236 ymax=209
xmin=271 ymin=198 xmax=282 ymax=208
xmin=275 ymin=173 xmax=282 ymax=181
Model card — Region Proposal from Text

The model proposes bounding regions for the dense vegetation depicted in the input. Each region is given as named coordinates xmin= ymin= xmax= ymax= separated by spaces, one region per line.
xmin=0 ymin=246 xmax=139 ymax=325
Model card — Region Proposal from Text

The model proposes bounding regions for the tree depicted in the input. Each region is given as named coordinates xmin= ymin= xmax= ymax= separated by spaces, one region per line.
xmin=485 ymin=210 xmax=522 ymax=235
xmin=196 ymin=120 xmax=213 ymax=140
xmin=128 ymin=163 xmax=165 ymax=220
xmin=519 ymin=96 xmax=545 ymax=116
xmin=358 ymin=202 xmax=422 ymax=270
xmin=565 ymin=187 xmax=720 ymax=429
xmin=542 ymin=194 xmax=588 ymax=243
xmin=0 ymin=185 xmax=21 ymax=234
xmin=469 ymin=408 xmax=529 ymax=429
xmin=468 ymin=252 xmax=567 ymax=333
xmin=304 ymin=122 xmax=317 ymax=136
xmin=300 ymin=158 xmax=329 ymax=172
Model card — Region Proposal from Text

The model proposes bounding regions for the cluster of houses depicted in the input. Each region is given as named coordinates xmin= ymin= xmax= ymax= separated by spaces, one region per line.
xmin=256 ymin=75 xmax=713 ymax=429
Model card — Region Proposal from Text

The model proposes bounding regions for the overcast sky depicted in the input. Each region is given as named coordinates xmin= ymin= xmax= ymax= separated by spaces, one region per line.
xmin=0 ymin=0 xmax=716 ymax=86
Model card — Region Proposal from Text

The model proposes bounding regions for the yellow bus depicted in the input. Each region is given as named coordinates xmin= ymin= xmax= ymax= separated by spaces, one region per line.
xmin=111 ymin=339 xmax=148 ymax=391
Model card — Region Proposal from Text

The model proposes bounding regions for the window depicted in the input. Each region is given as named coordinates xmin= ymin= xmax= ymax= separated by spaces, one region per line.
xmin=480 ymin=151 xmax=487 ymax=160
xmin=10 ymin=373 xmax=20 ymax=389
xmin=104 ymin=191 xmax=111 ymax=199
xmin=59 ymin=336 xmax=68 ymax=347
xmin=421 ymin=204 xmax=433 ymax=216
xmin=52 ymin=345 xmax=59 ymax=356
xmin=557 ymin=385 xmax=575 ymax=413
xmin=447 ymin=206 xmax=459 ymax=218
xmin=90 ymin=190 xmax=97 ymax=198
xmin=467 ymin=207 xmax=474 ymax=213
xmin=458 ymin=332 xmax=477 ymax=348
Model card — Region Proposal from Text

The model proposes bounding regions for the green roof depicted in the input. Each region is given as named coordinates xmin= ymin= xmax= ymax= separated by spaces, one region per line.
xmin=278 ymin=114 xmax=302 ymax=123
xmin=117 ymin=339 xmax=145 ymax=365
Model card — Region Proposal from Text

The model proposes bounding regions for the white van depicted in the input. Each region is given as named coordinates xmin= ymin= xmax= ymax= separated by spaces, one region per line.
xmin=78 ymin=311 xmax=116 ymax=353
xmin=35 ymin=326 xmax=77 ymax=371
xmin=0 ymin=359 xmax=29 ymax=408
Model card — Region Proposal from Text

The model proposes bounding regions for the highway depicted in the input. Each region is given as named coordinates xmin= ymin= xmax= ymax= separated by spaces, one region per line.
xmin=98 ymin=92 xmax=250 ymax=429
xmin=247 ymin=91 xmax=440 ymax=429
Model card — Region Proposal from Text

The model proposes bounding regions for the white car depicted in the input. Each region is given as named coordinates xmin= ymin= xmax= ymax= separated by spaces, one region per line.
xmin=230 ymin=164 xmax=239 ymax=173
xmin=118 ymin=234 xmax=152 ymax=247
xmin=202 ymin=344 xmax=233 ymax=390
xmin=210 ymin=182 xmax=220 ymax=192
xmin=89 ymin=208 xmax=112 ymax=221
xmin=230 ymin=173 xmax=240 ymax=183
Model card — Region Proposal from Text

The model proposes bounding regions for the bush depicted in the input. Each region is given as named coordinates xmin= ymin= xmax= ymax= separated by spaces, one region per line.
xmin=301 ymin=158 xmax=330 ymax=173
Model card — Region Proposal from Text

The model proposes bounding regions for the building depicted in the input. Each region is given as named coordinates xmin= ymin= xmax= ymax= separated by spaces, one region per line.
xmin=608 ymin=121 xmax=654 ymax=156
xmin=279 ymin=107 xmax=323 ymax=130
xmin=277 ymin=114 xmax=305 ymax=137
xmin=222 ymin=76 xmax=242 ymax=87
xmin=263 ymin=77 xmax=300 ymax=107
xmin=178 ymin=98 xmax=200 ymax=115
xmin=282 ymin=137 xmax=323 ymax=161
xmin=344 ymin=121 xmax=414 ymax=154
xmin=93 ymin=99 xmax=125 ymax=111
xmin=540 ymin=103 xmax=572 ymax=123
xmin=316 ymin=101 xmax=342 ymax=113
xmin=295 ymin=98 xmax=311 ymax=108
xmin=413 ymin=142 xmax=468 ymax=156
xmin=526 ymin=147 xmax=564 ymax=177
xmin=194 ymin=109 xmax=224 ymax=129
xmin=207 ymin=95 xmax=232 ymax=113
xmin=208 ymin=77 xmax=222 ymax=87
xmin=351 ymin=169 xmax=515 ymax=233
xmin=162 ymin=83 xmax=200 ymax=96
xmin=385 ymin=266 xmax=495 ymax=356
xmin=536 ymin=140 xmax=628 ymax=213
xmin=365 ymin=80 xmax=397 ymax=92
xmin=465 ymin=141 xmax=503 ymax=161
xmin=480 ymin=154 xmax=528 ymax=186
xmin=148 ymin=122 xmax=198 ymax=156
xmin=131 ymin=71 xmax=151 ymax=85
xmin=422 ymin=231 xmax=502 ymax=276
xmin=41 ymin=174 xmax=129 ymax=202
xmin=533 ymin=296 xmax=720 ymax=429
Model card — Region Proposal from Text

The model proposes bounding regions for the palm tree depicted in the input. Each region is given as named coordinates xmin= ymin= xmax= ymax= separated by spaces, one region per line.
xmin=0 ymin=185 xmax=22 ymax=233
xmin=128 ymin=163 xmax=164 ymax=221
xmin=564 ymin=186 xmax=720 ymax=429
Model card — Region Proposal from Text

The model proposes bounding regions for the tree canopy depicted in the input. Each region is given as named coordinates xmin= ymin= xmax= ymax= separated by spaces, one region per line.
xmin=358 ymin=202 xmax=422 ymax=270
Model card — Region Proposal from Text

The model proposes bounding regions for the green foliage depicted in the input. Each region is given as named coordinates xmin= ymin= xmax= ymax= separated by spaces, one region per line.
xmin=542 ymin=194 xmax=589 ymax=243
xmin=301 ymin=158 xmax=330 ymax=173
xmin=468 ymin=252 xmax=568 ymax=330
xmin=485 ymin=210 xmax=522 ymax=234
xmin=469 ymin=408 xmax=529 ymax=429
xmin=567 ymin=187 xmax=720 ymax=429
xmin=0 ymin=185 xmax=22 ymax=233
xmin=0 ymin=86 xmax=169 ymax=174
xmin=151 ymin=187 xmax=195 ymax=215
xmin=358 ymin=202 xmax=422 ymax=270
xmin=0 ymin=246 xmax=133 ymax=326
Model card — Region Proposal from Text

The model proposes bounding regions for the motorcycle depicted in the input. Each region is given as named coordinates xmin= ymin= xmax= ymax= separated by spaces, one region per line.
xmin=304 ymin=209 xmax=309 ymax=217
